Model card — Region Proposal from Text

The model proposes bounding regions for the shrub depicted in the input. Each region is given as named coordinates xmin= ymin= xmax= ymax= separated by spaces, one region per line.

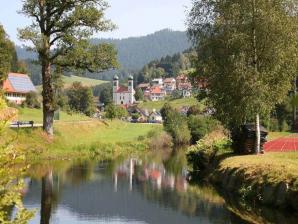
xmin=187 ymin=128 xmax=229 ymax=172
xmin=67 ymin=82 xmax=95 ymax=116
xmin=188 ymin=115 xmax=220 ymax=144
xmin=105 ymin=104 xmax=128 ymax=120
xmin=187 ymin=105 xmax=203 ymax=116
xmin=161 ymin=103 xmax=191 ymax=145
xmin=23 ymin=91 xmax=41 ymax=109
xmin=147 ymin=130 xmax=173 ymax=149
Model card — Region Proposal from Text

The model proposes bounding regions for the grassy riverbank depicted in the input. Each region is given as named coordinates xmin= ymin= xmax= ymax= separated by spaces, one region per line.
xmin=4 ymin=120 xmax=163 ymax=161
xmin=212 ymin=152 xmax=298 ymax=211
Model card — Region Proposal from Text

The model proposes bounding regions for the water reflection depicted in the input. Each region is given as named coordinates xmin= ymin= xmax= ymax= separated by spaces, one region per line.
xmin=21 ymin=151 xmax=298 ymax=224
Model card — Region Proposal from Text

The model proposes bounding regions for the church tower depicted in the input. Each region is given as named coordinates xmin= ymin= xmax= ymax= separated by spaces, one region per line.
xmin=128 ymin=75 xmax=134 ymax=104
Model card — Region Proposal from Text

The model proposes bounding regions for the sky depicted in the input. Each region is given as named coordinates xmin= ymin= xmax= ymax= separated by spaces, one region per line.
xmin=0 ymin=0 xmax=192 ymax=45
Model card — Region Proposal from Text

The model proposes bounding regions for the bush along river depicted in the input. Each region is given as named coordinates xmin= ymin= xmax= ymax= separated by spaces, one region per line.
xmin=7 ymin=150 xmax=298 ymax=224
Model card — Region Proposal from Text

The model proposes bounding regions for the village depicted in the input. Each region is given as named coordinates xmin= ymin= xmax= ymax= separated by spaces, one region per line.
xmin=1 ymin=1 xmax=298 ymax=224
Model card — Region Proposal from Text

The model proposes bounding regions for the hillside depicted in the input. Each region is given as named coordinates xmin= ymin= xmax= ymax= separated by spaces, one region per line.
xmin=62 ymin=75 xmax=107 ymax=87
xmin=16 ymin=29 xmax=191 ymax=85
xmin=90 ymin=29 xmax=191 ymax=70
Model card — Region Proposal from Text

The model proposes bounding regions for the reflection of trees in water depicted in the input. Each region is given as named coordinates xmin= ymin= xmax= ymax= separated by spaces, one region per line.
xmin=221 ymin=191 xmax=298 ymax=224
xmin=40 ymin=171 xmax=53 ymax=224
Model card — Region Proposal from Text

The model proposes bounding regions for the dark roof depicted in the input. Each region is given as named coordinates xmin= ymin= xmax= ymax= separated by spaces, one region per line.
xmin=3 ymin=73 xmax=36 ymax=93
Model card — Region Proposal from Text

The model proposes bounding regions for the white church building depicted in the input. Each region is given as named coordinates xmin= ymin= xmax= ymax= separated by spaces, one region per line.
xmin=113 ymin=75 xmax=135 ymax=106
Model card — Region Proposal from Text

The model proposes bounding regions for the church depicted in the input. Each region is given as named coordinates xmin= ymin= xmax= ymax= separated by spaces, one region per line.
xmin=113 ymin=75 xmax=135 ymax=106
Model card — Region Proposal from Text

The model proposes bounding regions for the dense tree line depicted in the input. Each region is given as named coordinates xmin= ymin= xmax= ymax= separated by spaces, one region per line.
xmin=134 ymin=49 xmax=195 ymax=84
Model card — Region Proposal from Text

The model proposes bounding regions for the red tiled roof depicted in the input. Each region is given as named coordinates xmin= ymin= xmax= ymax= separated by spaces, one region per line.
xmin=150 ymin=86 xmax=164 ymax=94
xmin=163 ymin=78 xmax=176 ymax=83
xmin=116 ymin=85 xmax=129 ymax=93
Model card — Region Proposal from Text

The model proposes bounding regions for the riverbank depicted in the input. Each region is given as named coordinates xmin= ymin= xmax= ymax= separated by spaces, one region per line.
xmin=211 ymin=152 xmax=298 ymax=211
xmin=3 ymin=120 xmax=163 ymax=162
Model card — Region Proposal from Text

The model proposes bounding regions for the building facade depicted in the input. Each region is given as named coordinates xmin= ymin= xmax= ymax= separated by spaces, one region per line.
xmin=3 ymin=73 xmax=36 ymax=105
xmin=113 ymin=75 xmax=135 ymax=106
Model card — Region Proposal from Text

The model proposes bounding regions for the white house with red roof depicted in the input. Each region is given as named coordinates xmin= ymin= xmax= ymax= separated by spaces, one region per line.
xmin=149 ymin=86 xmax=166 ymax=101
xmin=113 ymin=75 xmax=135 ymax=106
xmin=3 ymin=73 xmax=36 ymax=105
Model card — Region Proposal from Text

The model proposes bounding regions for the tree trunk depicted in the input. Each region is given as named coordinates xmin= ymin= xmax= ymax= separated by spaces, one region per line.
xmin=40 ymin=171 xmax=53 ymax=224
xmin=255 ymin=113 xmax=261 ymax=154
xmin=42 ymin=58 xmax=54 ymax=136
xmin=293 ymin=78 xmax=297 ymax=131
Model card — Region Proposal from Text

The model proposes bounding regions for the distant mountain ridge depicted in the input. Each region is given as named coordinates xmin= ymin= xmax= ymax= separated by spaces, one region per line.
xmin=16 ymin=29 xmax=191 ymax=70
xmin=90 ymin=29 xmax=191 ymax=70
xmin=15 ymin=29 xmax=191 ymax=85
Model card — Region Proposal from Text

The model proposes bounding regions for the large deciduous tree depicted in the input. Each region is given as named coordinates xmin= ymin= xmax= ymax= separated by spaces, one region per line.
xmin=19 ymin=0 xmax=118 ymax=136
xmin=188 ymin=0 xmax=298 ymax=153
xmin=0 ymin=25 xmax=15 ymax=85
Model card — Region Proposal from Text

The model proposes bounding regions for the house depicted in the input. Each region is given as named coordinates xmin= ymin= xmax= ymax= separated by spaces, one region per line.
xmin=163 ymin=78 xmax=176 ymax=95
xmin=113 ymin=75 xmax=135 ymax=106
xmin=137 ymin=83 xmax=150 ymax=92
xmin=3 ymin=73 xmax=36 ymax=105
xmin=149 ymin=86 xmax=166 ymax=101
xmin=151 ymin=78 xmax=163 ymax=87
xmin=176 ymin=74 xmax=192 ymax=98
xmin=149 ymin=110 xmax=163 ymax=123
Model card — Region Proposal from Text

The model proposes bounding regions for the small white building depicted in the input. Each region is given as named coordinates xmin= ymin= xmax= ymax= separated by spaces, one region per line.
xmin=113 ymin=75 xmax=135 ymax=106
xmin=163 ymin=78 xmax=176 ymax=95
xmin=152 ymin=78 xmax=163 ymax=87
xmin=3 ymin=73 xmax=36 ymax=105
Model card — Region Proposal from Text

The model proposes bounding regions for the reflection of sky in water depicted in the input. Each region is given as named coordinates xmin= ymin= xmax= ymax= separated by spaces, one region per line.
xmin=27 ymin=206 xmax=148 ymax=224
xmin=21 ymin=157 xmax=238 ymax=224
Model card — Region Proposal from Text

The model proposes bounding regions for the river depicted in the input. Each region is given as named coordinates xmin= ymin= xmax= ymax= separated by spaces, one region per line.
xmin=14 ymin=150 xmax=298 ymax=224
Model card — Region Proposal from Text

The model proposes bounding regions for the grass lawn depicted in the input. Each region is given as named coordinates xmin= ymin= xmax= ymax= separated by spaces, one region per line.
xmin=36 ymin=75 xmax=107 ymax=91
xmin=138 ymin=97 xmax=201 ymax=110
xmin=267 ymin=131 xmax=291 ymax=141
xmin=62 ymin=75 xmax=107 ymax=87
xmin=219 ymin=152 xmax=298 ymax=189
xmin=4 ymin=119 xmax=162 ymax=160
xmin=17 ymin=107 xmax=91 ymax=123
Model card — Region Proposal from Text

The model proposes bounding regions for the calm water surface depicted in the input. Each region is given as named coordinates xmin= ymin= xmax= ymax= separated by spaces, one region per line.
xmin=20 ymin=151 xmax=297 ymax=224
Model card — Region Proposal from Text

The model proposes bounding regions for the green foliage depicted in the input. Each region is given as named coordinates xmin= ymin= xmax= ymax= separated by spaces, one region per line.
xmin=187 ymin=130 xmax=229 ymax=172
xmin=67 ymin=82 xmax=95 ymax=116
xmin=188 ymin=115 xmax=220 ymax=144
xmin=22 ymin=91 xmax=41 ymax=109
xmin=99 ymin=86 xmax=113 ymax=105
xmin=0 ymin=96 xmax=34 ymax=223
xmin=161 ymin=103 xmax=191 ymax=145
xmin=19 ymin=0 xmax=118 ymax=134
xmin=105 ymin=104 xmax=128 ymax=120
xmin=135 ymin=48 xmax=195 ymax=84
xmin=188 ymin=0 xmax=298 ymax=127
xmin=0 ymin=25 xmax=14 ymax=83
xmin=134 ymin=88 xmax=144 ymax=101
xmin=187 ymin=105 xmax=203 ymax=117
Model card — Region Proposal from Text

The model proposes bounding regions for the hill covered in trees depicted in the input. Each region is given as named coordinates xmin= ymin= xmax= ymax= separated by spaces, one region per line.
xmin=16 ymin=29 xmax=191 ymax=85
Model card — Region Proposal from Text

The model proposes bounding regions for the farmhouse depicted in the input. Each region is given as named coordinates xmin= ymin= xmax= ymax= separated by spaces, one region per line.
xmin=113 ymin=75 xmax=135 ymax=106
xmin=3 ymin=73 xmax=36 ymax=105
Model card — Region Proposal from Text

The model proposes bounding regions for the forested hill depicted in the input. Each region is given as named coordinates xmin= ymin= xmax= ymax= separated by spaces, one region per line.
xmin=90 ymin=29 xmax=191 ymax=70
xmin=15 ymin=29 xmax=191 ymax=85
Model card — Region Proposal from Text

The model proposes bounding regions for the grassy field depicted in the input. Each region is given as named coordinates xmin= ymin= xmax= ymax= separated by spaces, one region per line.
xmin=218 ymin=152 xmax=298 ymax=189
xmin=267 ymin=131 xmax=291 ymax=141
xmin=62 ymin=75 xmax=107 ymax=87
xmin=36 ymin=75 xmax=107 ymax=91
xmin=4 ymin=119 xmax=162 ymax=160
xmin=138 ymin=97 xmax=201 ymax=110
xmin=17 ymin=107 xmax=91 ymax=123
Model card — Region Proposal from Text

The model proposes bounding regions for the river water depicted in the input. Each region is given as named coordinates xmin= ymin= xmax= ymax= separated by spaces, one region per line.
xmin=19 ymin=150 xmax=298 ymax=224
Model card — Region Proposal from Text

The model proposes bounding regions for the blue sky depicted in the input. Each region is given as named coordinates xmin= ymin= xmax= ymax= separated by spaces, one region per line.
xmin=0 ymin=0 xmax=192 ymax=45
